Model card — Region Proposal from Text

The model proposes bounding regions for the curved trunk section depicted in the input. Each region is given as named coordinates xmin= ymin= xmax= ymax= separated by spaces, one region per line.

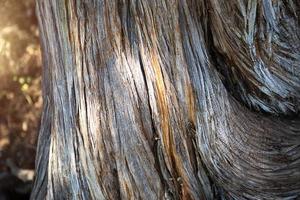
xmin=32 ymin=0 xmax=300 ymax=199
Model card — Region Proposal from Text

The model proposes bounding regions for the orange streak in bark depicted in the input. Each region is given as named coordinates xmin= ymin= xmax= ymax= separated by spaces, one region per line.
xmin=150 ymin=49 xmax=194 ymax=199
xmin=150 ymin=49 xmax=171 ymax=154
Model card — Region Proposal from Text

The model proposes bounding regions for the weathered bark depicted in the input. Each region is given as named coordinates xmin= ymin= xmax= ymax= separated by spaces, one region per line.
xmin=32 ymin=0 xmax=300 ymax=199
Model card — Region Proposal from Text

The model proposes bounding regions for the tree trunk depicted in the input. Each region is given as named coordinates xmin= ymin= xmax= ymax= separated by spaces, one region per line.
xmin=32 ymin=0 xmax=300 ymax=199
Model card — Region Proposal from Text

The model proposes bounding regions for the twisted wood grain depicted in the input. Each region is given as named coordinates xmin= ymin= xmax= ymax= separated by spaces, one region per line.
xmin=32 ymin=0 xmax=300 ymax=199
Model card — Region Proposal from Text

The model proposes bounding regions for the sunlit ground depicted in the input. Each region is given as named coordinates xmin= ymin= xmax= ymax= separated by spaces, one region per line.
xmin=0 ymin=0 xmax=41 ymax=199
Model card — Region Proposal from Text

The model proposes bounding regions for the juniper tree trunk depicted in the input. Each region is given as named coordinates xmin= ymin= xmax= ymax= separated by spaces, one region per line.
xmin=32 ymin=0 xmax=300 ymax=199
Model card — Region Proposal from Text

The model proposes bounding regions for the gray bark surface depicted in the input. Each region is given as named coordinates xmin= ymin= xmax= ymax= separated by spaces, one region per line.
xmin=32 ymin=0 xmax=300 ymax=199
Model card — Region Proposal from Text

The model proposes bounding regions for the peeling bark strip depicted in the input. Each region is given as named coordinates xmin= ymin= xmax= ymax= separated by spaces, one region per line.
xmin=32 ymin=0 xmax=300 ymax=199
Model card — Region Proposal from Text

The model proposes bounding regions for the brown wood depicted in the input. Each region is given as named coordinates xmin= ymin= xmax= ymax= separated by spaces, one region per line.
xmin=32 ymin=0 xmax=300 ymax=199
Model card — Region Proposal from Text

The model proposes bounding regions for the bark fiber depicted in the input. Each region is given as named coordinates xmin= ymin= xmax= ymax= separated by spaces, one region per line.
xmin=32 ymin=0 xmax=300 ymax=199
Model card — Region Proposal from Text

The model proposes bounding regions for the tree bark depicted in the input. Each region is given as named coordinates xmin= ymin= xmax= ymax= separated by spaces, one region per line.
xmin=32 ymin=0 xmax=300 ymax=199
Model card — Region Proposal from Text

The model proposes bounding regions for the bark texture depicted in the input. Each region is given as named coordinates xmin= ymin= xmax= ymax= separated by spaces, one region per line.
xmin=32 ymin=0 xmax=300 ymax=199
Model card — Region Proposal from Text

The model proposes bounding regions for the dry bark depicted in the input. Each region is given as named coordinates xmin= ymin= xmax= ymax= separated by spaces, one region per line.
xmin=32 ymin=0 xmax=300 ymax=199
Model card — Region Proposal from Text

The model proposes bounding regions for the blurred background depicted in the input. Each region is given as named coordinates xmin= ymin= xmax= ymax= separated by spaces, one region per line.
xmin=0 ymin=0 xmax=41 ymax=199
